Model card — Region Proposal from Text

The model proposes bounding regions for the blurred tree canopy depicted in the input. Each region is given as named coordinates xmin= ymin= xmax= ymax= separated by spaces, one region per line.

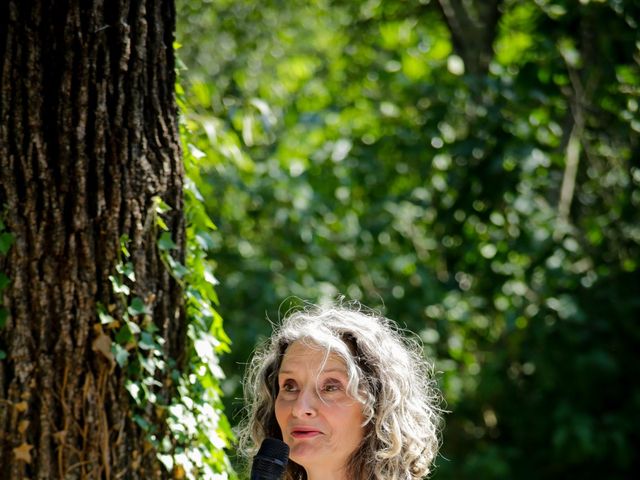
xmin=176 ymin=0 xmax=640 ymax=478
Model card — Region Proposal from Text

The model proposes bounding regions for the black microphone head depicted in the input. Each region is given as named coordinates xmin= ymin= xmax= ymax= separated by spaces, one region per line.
xmin=251 ymin=437 xmax=290 ymax=480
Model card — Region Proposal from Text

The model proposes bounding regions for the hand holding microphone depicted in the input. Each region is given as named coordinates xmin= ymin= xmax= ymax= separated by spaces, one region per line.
xmin=250 ymin=437 xmax=290 ymax=480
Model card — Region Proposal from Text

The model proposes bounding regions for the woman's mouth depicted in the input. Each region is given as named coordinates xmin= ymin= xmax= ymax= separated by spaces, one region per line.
xmin=290 ymin=428 xmax=322 ymax=439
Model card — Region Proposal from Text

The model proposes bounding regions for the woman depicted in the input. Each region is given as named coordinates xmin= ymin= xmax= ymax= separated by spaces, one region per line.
xmin=238 ymin=301 xmax=443 ymax=480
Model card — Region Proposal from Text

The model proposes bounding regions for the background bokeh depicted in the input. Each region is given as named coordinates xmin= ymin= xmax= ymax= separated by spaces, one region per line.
xmin=176 ymin=0 xmax=640 ymax=478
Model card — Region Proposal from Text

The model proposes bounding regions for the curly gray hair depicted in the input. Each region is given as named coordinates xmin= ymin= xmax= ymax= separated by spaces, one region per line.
xmin=238 ymin=301 xmax=443 ymax=480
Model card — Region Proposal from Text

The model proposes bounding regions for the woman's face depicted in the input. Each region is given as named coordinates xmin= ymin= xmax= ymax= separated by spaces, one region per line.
xmin=275 ymin=340 xmax=365 ymax=477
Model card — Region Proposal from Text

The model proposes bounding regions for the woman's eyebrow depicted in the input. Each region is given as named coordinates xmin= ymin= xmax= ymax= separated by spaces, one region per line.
xmin=278 ymin=367 xmax=346 ymax=375
xmin=320 ymin=368 xmax=347 ymax=374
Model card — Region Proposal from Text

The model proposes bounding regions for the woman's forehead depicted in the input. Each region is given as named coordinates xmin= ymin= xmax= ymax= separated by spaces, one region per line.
xmin=279 ymin=340 xmax=347 ymax=373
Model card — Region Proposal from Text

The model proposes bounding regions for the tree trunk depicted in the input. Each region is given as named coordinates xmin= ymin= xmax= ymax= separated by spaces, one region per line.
xmin=436 ymin=0 xmax=502 ymax=76
xmin=0 ymin=1 xmax=184 ymax=478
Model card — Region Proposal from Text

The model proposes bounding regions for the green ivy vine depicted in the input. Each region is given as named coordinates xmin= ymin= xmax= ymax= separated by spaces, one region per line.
xmin=154 ymin=105 xmax=236 ymax=477
xmin=98 ymin=44 xmax=236 ymax=479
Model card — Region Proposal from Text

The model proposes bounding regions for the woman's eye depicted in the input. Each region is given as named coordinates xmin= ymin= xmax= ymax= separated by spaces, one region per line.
xmin=322 ymin=382 xmax=342 ymax=392
xmin=281 ymin=381 xmax=298 ymax=392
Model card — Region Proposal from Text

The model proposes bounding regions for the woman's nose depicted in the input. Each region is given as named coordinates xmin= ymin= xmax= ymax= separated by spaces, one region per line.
xmin=291 ymin=388 xmax=318 ymax=418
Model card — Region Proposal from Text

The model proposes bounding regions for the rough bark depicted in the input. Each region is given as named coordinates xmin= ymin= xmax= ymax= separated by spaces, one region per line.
xmin=0 ymin=1 xmax=184 ymax=478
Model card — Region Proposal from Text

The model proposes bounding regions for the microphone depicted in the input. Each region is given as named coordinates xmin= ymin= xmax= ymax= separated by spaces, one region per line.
xmin=250 ymin=437 xmax=290 ymax=480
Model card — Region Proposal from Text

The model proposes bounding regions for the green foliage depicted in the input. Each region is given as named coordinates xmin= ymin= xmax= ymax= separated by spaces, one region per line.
xmin=161 ymin=83 xmax=237 ymax=478
xmin=177 ymin=0 xmax=640 ymax=478
xmin=103 ymin=236 xmax=166 ymax=423
xmin=143 ymin=101 xmax=236 ymax=477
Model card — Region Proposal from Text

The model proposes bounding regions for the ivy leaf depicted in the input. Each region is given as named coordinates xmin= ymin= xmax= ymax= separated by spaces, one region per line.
xmin=133 ymin=414 xmax=151 ymax=431
xmin=195 ymin=230 xmax=215 ymax=249
xmin=139 ymin=331 xmax=157 ymax=351
xmin=115 ymin=324 xmax=134 ymax=345
xmin=188 ymin=143 xmax=207 ymax=160
xmin=154 ymin=196 xmax=171 ymax=231
xmin=91 ymin=330 xmax=116 ymax=371
xmin=0 ymin=232 xmax=14 ymax=255
xmin=144 ymin=321 xmax=159 ymax=334
xmin=116 ymin=262 xmax=136 ymax=282
xmin=166 ymin=255 xmax=188 ymax=279
xmin=204 ymin=266 xmax=219 ymax=286
xmin=0 ymin=272 xmax=10 ymax=292
xmin=153 ymin=196 xmax=173 ymax=214
xmin=156 ymin=216 xmax=169 ymax=231
xmin=126 ymin=381 xmax=142 ymax=404
xmin=97 ymin=304 xmax=116 ymax=325
xmin=12 ymin=443 xmax=33 ymax=463
xmin=126 ymin=319 xmax=141 ymax=336
xmin=158 ymin=232 xmax=177 ymax=251
xmin=98 ymin=311 xmax=116 ymax=325
xmin=109 ymin=275 xmax=130 ymax=295
xmin=113 ymin=343 xmax=129 ymax=367
xmin=128 ymin=297 xmax=151 ymax=317
xmin=119 ymin=235 xmax=130 ymax=258
xmin=18 ymin=420 xmax=29 ymax=433
xmin=158 ymin=454 xmax=174 ymax=472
